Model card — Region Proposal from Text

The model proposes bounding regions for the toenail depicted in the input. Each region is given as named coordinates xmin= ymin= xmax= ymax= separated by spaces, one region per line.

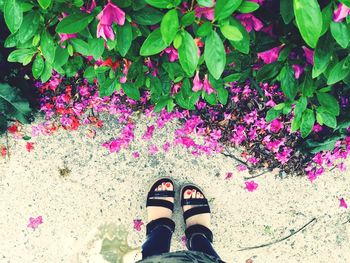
xmin=166 ymin=183 xmax=171 ymax=187
xmin=186 ymin=190 xmax=192 ymax=195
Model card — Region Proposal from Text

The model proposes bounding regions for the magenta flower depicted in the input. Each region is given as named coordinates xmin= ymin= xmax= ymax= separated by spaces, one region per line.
xmin=333 ymin=3 xmax=350 ymax=22
xmin=132 ymin=151 xmax=140 ymax=158
xmin=27 ymin=216 xmax=43 ymax=230
xmin=163 ymin=46 xmax=179 ymax=62
xmin=133 ymin=219 xmax=144 ymax=231
xmin=192 ymin=71 xmax=203 ymax=92
xmin=237 ymin=164 xmax=248 ymax=171
xmin=163 ymin=142 xmax=171 ymax=152
xmin=236 ymin=14 xmax=263 ymax=32
xmin=148 ymin=144 xmax=159 ymax=154
xmin=302 ymin=46 xmax=314 ymax=65
xmin=339 ymin=198 xmax=348 ymax=209
xmin=81 ymin=0 xmax=96 ymax=13
xmin=142 ymin=125 xmax=155 ymax=141
xmin=269 ymin=119 xmax=283 ymax=133
xmin=245 ymin=180 xmax=258 ymax=192
xmin=292 ymin=64 xmax=304 ymax=79
xmin=97 ymin=0 xmax=125 ymax=40
xmin=194 ymin=5 xmax=215 ymax=20
xmin=225 ymin=172 xmax=233 ymax=180
xmin=257 ymin=45 xmax=284 ymax=64
xmin=203 ymin=74 xmax=215 ymax=94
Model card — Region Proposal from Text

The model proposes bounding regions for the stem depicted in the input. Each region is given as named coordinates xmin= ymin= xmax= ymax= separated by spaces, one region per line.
xmin=190 ymin=0 xmax=195 ymax=10
xmin=238 ymin=218 xmax=317 ymax=251
xmin=221 ymin=149 xmax=248 ymax=166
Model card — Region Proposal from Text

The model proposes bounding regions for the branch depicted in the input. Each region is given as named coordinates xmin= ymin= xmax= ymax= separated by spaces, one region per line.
xmin=238 ymin=217 xmax=317 ymax=251
xmin=221 ymin=150 xmax=248 ymax=166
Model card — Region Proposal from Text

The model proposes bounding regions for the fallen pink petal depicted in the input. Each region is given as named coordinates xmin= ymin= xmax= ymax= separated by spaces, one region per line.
xmin=245 ymin=181 xmax=258 ymax=192
xmin=27 ymin=216 xmax=43 ymax=230
xmin=339 ymin=198 xmax=348 ymax=209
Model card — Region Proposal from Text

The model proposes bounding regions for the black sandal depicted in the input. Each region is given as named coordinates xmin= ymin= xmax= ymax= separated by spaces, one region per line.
xmin=145 ymin=178 xmax=175 ymax=235
xmin=180 ymin=184 xmax=213 ymax=245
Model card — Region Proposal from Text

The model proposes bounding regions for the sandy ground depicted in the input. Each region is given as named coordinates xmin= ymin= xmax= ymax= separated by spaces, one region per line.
xmin=0 ymin=113 xmax=349 ymax=263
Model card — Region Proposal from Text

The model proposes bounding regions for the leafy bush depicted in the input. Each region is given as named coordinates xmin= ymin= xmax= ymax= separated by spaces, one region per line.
xmin=1 ymin=0 xmax=349 ymax=150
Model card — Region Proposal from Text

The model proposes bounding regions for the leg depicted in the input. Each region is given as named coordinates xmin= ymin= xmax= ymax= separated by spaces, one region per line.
xmin=181 ymin=185 xmax=222 ymax=261
xmin=142 ymin=218 xmax=175 ymax=258
xmin=142 ymin=178 xmax=175 ymax=259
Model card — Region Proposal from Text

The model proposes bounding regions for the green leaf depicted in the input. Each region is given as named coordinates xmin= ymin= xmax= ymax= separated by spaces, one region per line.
xmin=178 ymin=30 xmax=199 ymax=77
xmin=293 ymin=0 xmax=322 ymax=48
xmin=117 ymin=21 xmax=133 ymax=56
xmin=327 ymin=56 xmax=350 ymax=85
xmin=37 ymin=0 xmax=51 ymax=9
xmin=321 ymin=3 xmax=332 ymax=35
xmin=122 ymin=82 xmax=141 ymax=100
xmin=312 ymin=33 xmax=333 ymax=78
xmin=294 ymin=97 xmax=307 ymax=117
xmin=0 ymin=115 xmax=8 ymax=134
xmin=220 ymin=24 xmax=243 ymax=41
xmin=224 ymin=73 xmax=240 ymax=82
xmin=83 ymin=66 xmax=95 ymax=83
xmin=145 ymin=0 xmax=175 ymax=8
xmin=198 ymin=0 xmax=214 ymax=7
xmin=99 ymin=78 xmax=117 ymax=97
xmin=41 ymin=61 xmax=52 ymax=82
xmin=4 ymin=0 xmax=23 ymax=34
xmin=280 ymin=65 xmax=298 ymax=100
xmin=237 ymin=1 xmax=259 ymax=13
xmin=181 ymin=11 xmax=195 ymax=27
xmin=215 ymin=0 xmax=242 ymax=21
xmin=41 ymin=31 xmax=56 ymax=64
xmin=316 ymin=92 xmax=340 ymax=116
xmin=18 ymin=12 xmax=39 ymax=44
xmin=0 ymin=83 xmax=31 ymax=124
xmin=88 ymin=38 xmax=105 ymax=60
xmin=256 ymin=61 xmax=283 ymax=82
xmin=54 ymin=47 xmax=69 ymax=68
xmin=300 ymin=108 xmax=315 ymax=138
xmin=316 ymin=110 xmax=337 ymax=128
xmin=132 ymin=6 xmax=163 ymax=25
xmin=266 ymin=108 xmax=281 ymax=122
xmin=175 ymin=78 xmax=200 ymax=109
xmin=330 ymin=21 xmax=350 ymax=49
xmin=56 ymin=13 xmax=94 ymax=34
xmin=217 ymin=87 xmax=228 ymax=105
xmin=32 ymin=55 xmax=44 ymax=79
xmin=204 ymin=30 xmax=226 ymax=80
xmin=339 ymin=0 xmax=350 ymax=8
xmin=70 ymin=39 xmax=89 ymax=56
xmin=154 ymin=97 xmax=169 ymax=112
xmin=161 ymin=9 xmax=179 ymax=46
xmin=228 ymin=17 xmax=250 ymax=54
xmin=140 ymin=29 xmax=167 ymax=56
xmin=197 ymin=22 xmax=212 ymax=37
xmin=280 ymin=0 xmax=294 ymax=24
xmin=300 ymin=74 xmax=315 ymax=97
xmin=7 ymin=49 xmax=36 ymax=64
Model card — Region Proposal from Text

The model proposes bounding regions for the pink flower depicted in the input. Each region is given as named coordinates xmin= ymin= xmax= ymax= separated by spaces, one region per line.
xmin=245 ymin=180 xmax=258 ymax=192
xmin=192 ymin=71 xmax=203 ymax=92
xmin=257 ymin=45 xmax=284 ymax=64
xmin=163 ymin=46 xmax=178 ymax=62
xmin=181 ymin=235 xmax=187 ymax=247
xmin=97 ymin=0 xmax=125 ymax=40
xmin=194 ymin=5 xmax=215 ymax=20
xmin=225 ymin=172 xmax=233 ymax=180
xmin=302 ymin=46 xmax=314 ymax=65
xmin=236 ymin=14 xmax=263 ymax=32
xmin=292 ymin=64 xmax=304 ymax=79
xmin=339 ymin=198 xmax=348 ymax=209
xmin=59 ymin=33 xmax=77 ymax=46
xmin=338 ymin=162 xmax=346 ymax=171
xmin=312 ymin=123 xmax=323 ymax=133
xmin=26 ymin=142 xmax=34 ymax=152
xmin=27 ymin=216 xmax=43 ymax=230
xmin=132 ymin=152 xmax=140 ymax=158
xmin=142 ymin=125 xmax=155 ymax=140
xmin=276 ymin=147 xmax=293 ymax=164
xmin=203 ymin=74 xmax=215 ymax=94
xmin=237 ymin=164 xmax=248 ymax=171
xmin=250 ymin=0 xmax=264 ymax=4
xmin=81 ymin=0 xmax=96 ymax=13
xmin=133 ymin=219 xmax=144 ymax=231
xmin=269 ymin=119 xmax=284 ymax=133
xmin=163 ymin=142 xmax=171 ymax=152
xmin=149 ymin=144 xmax=159 ymax=154
xmin=333 ymin=3 xmax=350 ymax=22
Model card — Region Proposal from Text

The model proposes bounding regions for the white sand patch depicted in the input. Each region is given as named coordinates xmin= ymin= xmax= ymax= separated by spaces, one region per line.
xmin=0 ymin=113 xmax=349 ymax=263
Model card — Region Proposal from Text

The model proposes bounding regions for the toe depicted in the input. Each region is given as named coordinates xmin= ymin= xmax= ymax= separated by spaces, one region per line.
xmin=165 ymin=182 xmax=173 ymax=191
xmin=184 ymin=189 xmax=192 ymax=199
xmin=191 ymin=189 xmax=197 ymax=198
xmin=196 ymin=191 xmax=201 ymax=199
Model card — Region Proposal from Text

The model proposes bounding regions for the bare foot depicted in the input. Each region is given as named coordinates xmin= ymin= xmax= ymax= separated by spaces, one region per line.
xmin=147 ymin=181 xmax=174 ymax=222
xmin=182 ymin=188 xmax=211 ymax=229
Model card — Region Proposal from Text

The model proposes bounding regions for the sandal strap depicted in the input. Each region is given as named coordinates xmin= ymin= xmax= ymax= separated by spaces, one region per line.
xmin=147 ymin=190 xmax=175 ymax=198
xmin=181 ymin=198 xmax=208 ymax=206
xmin=146 ymin=199 xmax=174 ymax=211
xmin=146 ymin=217 xmax=175 ymax=235
xmin=183 ymin=205 xmax=210 ymax=221
xmin=185 ymin=224 xmax=213 ymax=243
